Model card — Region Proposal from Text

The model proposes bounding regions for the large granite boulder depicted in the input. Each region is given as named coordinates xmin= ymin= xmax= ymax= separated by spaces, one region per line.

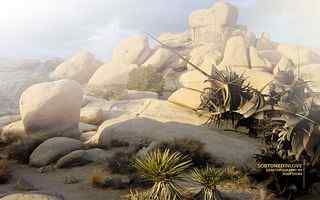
xmin=87 ymin=100 xmax=259 ymax=167
xmin=189 ymin=1 xmax=238 ymax=43
xmin=219 ymin=35 xmax=249 ymax=68
xmin=80 ymin=106 xmax=104 ymax=125
xmin=168 ymin=88 xmax=202 ymax=109
xmin=179 ymin=70 xmax=210 ymax=91
xmin=249 ymin=47 xmax=273 ymax=72
xmin=187 ymin=44 xmax=221 ymax=73
xmin=19 ymin=80 xmax=83 ymax=137
xmin=127 ymin=90 xmax=159 ymax=100
xmin=277 ymin=44 xmax=320 ymax=66
xmin=142 ymin=48 xmax=175 ymax=70
xmin=273 ymin=57 xmax=295 ymax=75
xmin=29 ymin=137 xmax=83 ymax=167
xmin=112 ymin=36 xmax=151 ymax=65
xmin=50 ymin=51 xmax=102 ymax=84
xmin=158 ymin=32 xmax=192 ymax=48
xmin=86 ymin=62 xmax=137 ymax=98
xmin=300 ymin=64 xmax=320 ymax=92
xmin=0 ymin=193 xmax=64 ymax=200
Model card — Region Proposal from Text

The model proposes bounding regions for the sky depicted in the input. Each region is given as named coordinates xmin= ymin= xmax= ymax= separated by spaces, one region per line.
xmin=0 ymin=0 xmax=319 ymax=60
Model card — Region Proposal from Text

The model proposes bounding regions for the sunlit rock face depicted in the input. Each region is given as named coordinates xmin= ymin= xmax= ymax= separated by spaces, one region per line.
xmin=50 ymin=51 xmax=102 ymax=84
xmin=112 ymin=36 xmax=151 ymax=65
xmin=19 ymin=79 xmax=83 ymax=137
xmin=189 ymin=1 xmax=238 ymax=44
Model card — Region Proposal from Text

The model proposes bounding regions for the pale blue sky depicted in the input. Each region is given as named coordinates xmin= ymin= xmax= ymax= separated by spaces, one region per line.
xmin=0 ymin=0 xmax=319 ymax=60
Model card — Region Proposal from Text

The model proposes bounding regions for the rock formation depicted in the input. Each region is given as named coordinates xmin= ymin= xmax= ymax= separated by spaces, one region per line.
xmin=19 ymin=79 xmax=83 ymax=137
xmin=51 ymin=51 xmax=102 ymax=84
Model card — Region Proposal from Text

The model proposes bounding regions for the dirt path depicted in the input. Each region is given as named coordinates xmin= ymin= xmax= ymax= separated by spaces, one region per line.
xmin=0 ymin=162 xmax=125 ymax=200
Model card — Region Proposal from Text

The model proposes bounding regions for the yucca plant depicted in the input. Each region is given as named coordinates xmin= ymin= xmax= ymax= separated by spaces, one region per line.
xmin=190 ymin=167 xmax=224 ymax=200
xmin=134 ymin=148 xmax=192 ymax=200
xmin=125 ymin=190 xmax=148 ymax=200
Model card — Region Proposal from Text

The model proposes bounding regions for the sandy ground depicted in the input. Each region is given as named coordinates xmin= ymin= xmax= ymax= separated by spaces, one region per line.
xmin=0 ymin=161 xmax=319 ymax=200
xmin=0 ymin=162 xmax=126 ymax=200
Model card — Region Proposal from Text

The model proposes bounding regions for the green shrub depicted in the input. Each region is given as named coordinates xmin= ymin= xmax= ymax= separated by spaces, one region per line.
xmin=127 ymin=66 xmax=164 ymax=94
xmin=156 ymin=138 xmax=221 ymax=168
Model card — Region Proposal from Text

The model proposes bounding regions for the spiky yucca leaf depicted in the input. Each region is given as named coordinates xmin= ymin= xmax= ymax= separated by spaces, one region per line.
xmin=134 ymin=148 xmax=192 ymax=200
xmin=190 ymin=167 xmax=224 ymax=200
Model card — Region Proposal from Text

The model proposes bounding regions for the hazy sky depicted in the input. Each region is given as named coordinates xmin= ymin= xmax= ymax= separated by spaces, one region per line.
xmin=0 ymin=0 xmax=319 ymax=60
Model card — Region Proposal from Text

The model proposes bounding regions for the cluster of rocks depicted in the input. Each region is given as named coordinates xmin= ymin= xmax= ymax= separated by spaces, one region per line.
xmin=1 ymin=3 xmax=320 ymax=198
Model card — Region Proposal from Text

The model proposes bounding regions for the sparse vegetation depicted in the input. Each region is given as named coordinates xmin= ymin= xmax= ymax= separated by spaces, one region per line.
xmin=127 ymin=65 xmax=164 ymax=94
xmin=107 ymin=151 xmax=136 ymax=175
xmin=134 ymin=148 xmax=192 ymax=200
xmin=0 ymin=159 xmax=10 ymax=184
xmin=156 ymin=138 xmax=220 ymax=168
xmin=190 ymin=167 xmax=224 ymax=200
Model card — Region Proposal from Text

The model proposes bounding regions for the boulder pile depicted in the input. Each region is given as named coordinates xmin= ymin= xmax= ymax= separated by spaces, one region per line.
xmin=1 ymin=1 xmax=320 ymax=172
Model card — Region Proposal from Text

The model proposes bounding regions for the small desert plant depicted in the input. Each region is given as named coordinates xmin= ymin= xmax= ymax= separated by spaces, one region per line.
xmin=0 ymin=159 xmax=10 ymax=184
xmin=190 ymin=167 xmax=224 ymax=200
xmin=134 ymin=148 xmax=192 ymax=200
xmin=127 ymin=66 xmax=164 ymax=94
xmin=107 ymin=151 xmax=136 ymax=175
xmin=125 ymin=190 xmax=148 ymax=200
xmin=156 ymin=138 xmax=219 ymax=168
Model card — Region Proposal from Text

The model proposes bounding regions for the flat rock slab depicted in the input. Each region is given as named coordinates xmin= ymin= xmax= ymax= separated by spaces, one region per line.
xmin=89 ymin=117 xmax=260 ymax=167
xmin=29 ymin=137 xmax=83 ymax=167
xmin=0 ymin=192 xmax=64 ymax=200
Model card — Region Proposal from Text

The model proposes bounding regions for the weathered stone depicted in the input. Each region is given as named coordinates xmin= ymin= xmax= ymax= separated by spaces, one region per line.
xmin=112 ymin=36 xmax=151 ymax=65
xmin=300 ymin=64 xmax=320 ymax=92
xmin=1 ymin=120 xmax=26 ymax=142
xmin=256 ymin=32 xmax=277 ymax=50
xmin=0 ymin=193 xmax=64 ymax=200
xmin=55 ymin=150 xmax=88 ymax=168
xmin=79 ymin=123 xmax=97 ymax=133
xmin=127 ymin=90 xmax=158 ymax=100
xmin=219 ymin=35 xmax=249 ymax=68
xmin=20 ymin=80 xmax=83 ymax=137
xmin=168 ymin=88 xmax=202 ymax=110
xmin=50 ymin=51 xmax=102 ymax=84
xmin=179 ymin=70 xmax=210 ymax=91
xmin=88 ymin=109 xmax=259 ymax=167
xmin=29 ymin=137 xmax=83 ymax=167
xmin=189 ymin=1 xmax=238 ymax=43
xmin=249 ymin=46 xmax=273 ymax=72
xmin=142 ymin=48 xmax=175 ymax=70
xmin=158 ymin=32 xmax=191 ymax=48
xmin=87 ymin=62 xmax=137 ymax=99
xmin=277 ymin=44 xmax=320 ymax=66
xmin=80 ymin=107 xmax=104 ymax=125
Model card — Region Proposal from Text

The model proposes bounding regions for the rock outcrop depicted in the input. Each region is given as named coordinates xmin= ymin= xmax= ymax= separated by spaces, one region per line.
xmin=29 ymin=137 xmax=83 ymax=167
xmin=189 ymin=1 xmax=238 ymax=44
xmin=142 ymin=48 xmax=175 ymax=70
xmin=219 ymin=35 xmax=249 ymax=68
xmin=86 ymin=62 xmax=137 ymax=98
xmin=87 ymin=100 xmax=259 ymax=167
xmin=19 ymin=80 xmax=83 ymax=137
xmin=112 ymin=36 xmax=151 ymax=65
xmin=0 ymin=193 xmax=64 ymax=200
xmin=50 ymin=51 xmax=102 ymax=84
xmin=277 ymin=44 xmax=320 ymax=66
